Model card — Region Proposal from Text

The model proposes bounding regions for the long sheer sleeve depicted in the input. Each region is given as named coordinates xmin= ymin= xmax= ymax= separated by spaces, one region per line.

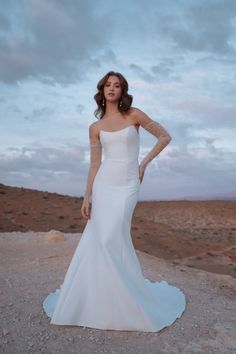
xmin=140 ymin=120 xmax=172 ymax=165
xmin=83 ymin=139 xmax=102 ymax=201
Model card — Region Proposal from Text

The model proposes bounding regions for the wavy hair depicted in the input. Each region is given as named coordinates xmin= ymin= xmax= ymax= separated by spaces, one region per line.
xmin=94 ymin=71 xmax=133 ymax=119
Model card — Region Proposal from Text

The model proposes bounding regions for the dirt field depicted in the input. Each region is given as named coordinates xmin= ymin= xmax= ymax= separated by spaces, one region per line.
xmin=0 ymin=183 xmax=235 ymax=277
xmin=1 ymin=231 xmax=235 ymax=353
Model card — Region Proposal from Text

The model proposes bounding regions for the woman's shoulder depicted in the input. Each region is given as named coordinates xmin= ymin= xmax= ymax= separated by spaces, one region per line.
xmin=89 ymin=121 xmax=101 ymax=131
xmin=129 ymin=106 xmax=144 ymax=115
xmin=89 ymin=121 xmax=102 ymax=141
xmin=128 ymin=106 xmax=139 ymax=115
xmin=128 ymin=106 xmax=146 ymax=124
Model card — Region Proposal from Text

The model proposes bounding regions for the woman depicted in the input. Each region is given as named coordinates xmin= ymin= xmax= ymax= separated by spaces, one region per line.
xmin=43 ymin=71 xmax=186 ymax=332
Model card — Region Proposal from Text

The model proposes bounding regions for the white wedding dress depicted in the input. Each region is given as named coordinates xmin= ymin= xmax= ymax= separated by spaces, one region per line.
xmin=43 ymin=124 xmax=186 ymax=332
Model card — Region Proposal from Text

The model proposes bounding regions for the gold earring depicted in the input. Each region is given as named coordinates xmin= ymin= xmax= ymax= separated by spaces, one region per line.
xmin=119 ymin=99 xmax=122 ymax=107
xmin=102 ymin=97 xmax=105 ymax=106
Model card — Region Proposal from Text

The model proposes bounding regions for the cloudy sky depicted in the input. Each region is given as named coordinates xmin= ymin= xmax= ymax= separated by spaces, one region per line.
xmin=0 ymin=0 xmax=236 ymax=200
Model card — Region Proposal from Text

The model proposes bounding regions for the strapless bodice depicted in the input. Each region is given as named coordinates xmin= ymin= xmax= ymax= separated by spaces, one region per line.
xmin=100 ymin=125 xmax=139 ymax=162
xmin=93 ymin=125 xmax=140 ymax=187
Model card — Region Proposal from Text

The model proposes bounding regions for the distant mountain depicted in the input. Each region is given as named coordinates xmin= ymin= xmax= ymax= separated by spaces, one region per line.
xmin=179 ymin=191 xmax=236 ymax=201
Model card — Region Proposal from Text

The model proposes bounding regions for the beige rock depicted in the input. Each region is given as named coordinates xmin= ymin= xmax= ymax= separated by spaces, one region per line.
xmin=44 ymin=229 xmax=65 ymax=242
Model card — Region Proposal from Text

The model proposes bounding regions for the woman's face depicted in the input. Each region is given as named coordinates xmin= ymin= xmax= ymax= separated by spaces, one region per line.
xmin=103 ymin=75 xmax=122 ymax=103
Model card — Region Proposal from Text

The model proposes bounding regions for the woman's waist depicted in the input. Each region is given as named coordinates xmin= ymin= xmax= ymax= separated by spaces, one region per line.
xmin=98 ymin=158 xmax=139 ymax=178
xmin=95 ymin=160 xmax=140 ymax=187
xmin=103 ymin=157 xmax=139 ymax=163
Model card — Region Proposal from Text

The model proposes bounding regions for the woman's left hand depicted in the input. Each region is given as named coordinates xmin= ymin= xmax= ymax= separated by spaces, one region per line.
xmin=139 ymin=161 xmax=149 ymax=183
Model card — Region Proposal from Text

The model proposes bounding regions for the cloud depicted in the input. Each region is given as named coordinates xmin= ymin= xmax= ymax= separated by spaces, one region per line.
xmin=1 ymin=138 xmax=234 ymax=200
xmin=76 ymin=104 xmax=85 ymax=114
xmin=129 ymin=58 xmax=183 ymax=83
xmin=1 ymin=0 xmax=235 ymax=86
xmin=24 ymin=106 xmax=55 ymax=122
xmin=0 ymin=146 xmax=88 ymax=196
xmin=0 ymin=144 xmax=83 ymax=170
xmin=160 ymin=0 xmax=236 ymax=55
xmin=129 ymin=64 xmax=156 ymax=82
xmin=144 ymin=137 xmax=236 ymax=199
xmin=0 ymin=0 xmax=114 ymax=84
xmin=0 ymin=0 xmax=235 ymax=199
xmin=168 ymin=99 xmax=236 ymax=128
xmin=127 ymin=0 xmax=236 ymax=56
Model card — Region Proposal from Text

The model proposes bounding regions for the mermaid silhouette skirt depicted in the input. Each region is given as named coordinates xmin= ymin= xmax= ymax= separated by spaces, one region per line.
xmin=42 ymin=125 xmax=186 ymax=331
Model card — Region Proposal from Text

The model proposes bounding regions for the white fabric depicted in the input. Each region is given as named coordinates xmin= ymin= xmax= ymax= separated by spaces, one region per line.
xmin=43 ymin=124 xmax=186 ymax=332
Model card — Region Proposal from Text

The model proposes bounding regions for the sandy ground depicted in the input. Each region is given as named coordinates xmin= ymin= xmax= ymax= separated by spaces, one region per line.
xmin=1 ymin=231 xmax=236 ymax=354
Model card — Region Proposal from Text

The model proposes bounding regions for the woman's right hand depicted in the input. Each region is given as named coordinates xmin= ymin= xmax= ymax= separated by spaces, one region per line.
xmin=81 ymin=197 xmax=91 ymax=219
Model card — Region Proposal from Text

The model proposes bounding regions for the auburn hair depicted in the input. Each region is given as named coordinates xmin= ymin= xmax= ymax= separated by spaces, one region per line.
xmin=94 ymin=71 xmax=133 ymax=119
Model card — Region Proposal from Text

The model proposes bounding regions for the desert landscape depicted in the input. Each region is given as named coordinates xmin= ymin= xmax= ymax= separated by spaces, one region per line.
xmin=1 ymin=183 xmax=236 ymax=353
xmin=0 ymin=183 xmax=235 ymax=277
